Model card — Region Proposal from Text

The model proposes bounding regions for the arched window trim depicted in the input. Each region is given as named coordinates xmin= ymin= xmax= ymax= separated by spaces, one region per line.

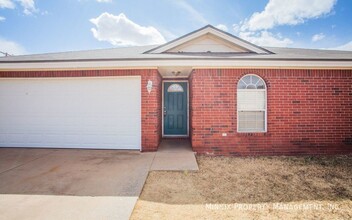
xmin=237 ymin=74 xmax=267 ymax=133
xmin=237 ymin=74 xmax=267 ymax=90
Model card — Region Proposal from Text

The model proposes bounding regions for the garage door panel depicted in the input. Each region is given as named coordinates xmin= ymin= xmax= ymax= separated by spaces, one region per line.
xmin=0 ymin=120 xmax=140 ymax=135
xmin=0 ymin=77 xmax=141 ymax=149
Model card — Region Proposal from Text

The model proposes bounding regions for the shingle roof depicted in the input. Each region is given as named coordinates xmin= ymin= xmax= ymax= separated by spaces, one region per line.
xmin=1 ymin=45 xmax=352 ymax=62
xmin=1 ymin=25 xmax=352 ymax=69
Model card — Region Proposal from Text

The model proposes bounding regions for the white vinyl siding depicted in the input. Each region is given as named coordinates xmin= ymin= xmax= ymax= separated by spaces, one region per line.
xmin=237 ymin=75 xmax=267 ymax=132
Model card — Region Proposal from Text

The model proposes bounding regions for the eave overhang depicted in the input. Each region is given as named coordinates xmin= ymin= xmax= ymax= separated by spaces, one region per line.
xmin=1 ymin=58 xmax=352 ymax=71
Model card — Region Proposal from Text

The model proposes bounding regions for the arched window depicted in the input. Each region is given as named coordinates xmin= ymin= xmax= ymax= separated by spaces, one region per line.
xmin=167 ymin=83 xmax=184 ymax=92
xmin=237 ymin=74 xmax=267 ymax=132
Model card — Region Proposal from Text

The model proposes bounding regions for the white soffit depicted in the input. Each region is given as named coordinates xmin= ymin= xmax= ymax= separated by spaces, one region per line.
xmin=158 ymin=66 xmax=193 ymax=78
xmin=146 ymin=25 xmax=272 ymax=54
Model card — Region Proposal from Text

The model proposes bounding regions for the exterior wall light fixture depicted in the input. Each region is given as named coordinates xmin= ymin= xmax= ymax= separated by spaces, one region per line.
xmin=146 ymin=80 xmax=153 ymax=94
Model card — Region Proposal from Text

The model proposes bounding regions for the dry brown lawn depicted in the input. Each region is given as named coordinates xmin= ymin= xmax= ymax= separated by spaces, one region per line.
xmin=131 ymin=155 xmax=352 ymax=220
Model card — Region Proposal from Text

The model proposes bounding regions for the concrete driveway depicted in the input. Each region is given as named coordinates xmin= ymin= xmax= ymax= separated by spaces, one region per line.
xmin=0 ymin=148 xmax=155 ymax=220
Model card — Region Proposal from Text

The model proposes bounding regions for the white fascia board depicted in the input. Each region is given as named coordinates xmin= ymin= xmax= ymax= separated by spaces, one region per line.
xmin=0 ymin=59 xmax=352 ymax=70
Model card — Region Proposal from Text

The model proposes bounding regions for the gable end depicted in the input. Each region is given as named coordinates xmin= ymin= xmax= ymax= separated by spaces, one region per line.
xmin=145 ymin=25 xmax=273 ymax=55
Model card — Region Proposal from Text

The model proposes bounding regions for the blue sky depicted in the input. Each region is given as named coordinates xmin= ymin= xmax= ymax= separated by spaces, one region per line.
xmin=0 ymin=0 xmax=352 ymax=55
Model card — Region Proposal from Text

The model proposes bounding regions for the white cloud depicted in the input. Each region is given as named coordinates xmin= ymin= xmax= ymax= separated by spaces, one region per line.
xmin=241 ymin=0 xmax=337 ymax=31
xmin=233 ymin=0 xmax=337 ymax=48
xmin=16 ymin=0 xmax=37 ymax=15
xmin=158 ymin=28 xmax=178 ymax=41
xmin=0 ymin=0 xmax=38 ymax=15
xmin=312 ymin=33 xmax=325 ymax=42
xmin=233 ymin=23 xmax=241 ymax=34
xmin=0 ymin=16 xmax=5 ymax=21
xmin=330 ymin=41 xmax=352 ymax=51
xmin=96 ymin=0 xmax=112 ymax=3
xmin=239 ymin=31 xmax=293 ymax=47
xmin=216 ymin=24 xmax=228 ymax=32
xmin=174 ymin=0 xmax=208 ymax=25
xmin=0 ymin=38 xmax=26 ymax=55
xmin=41 ymin=10 xmax=48 ymax=15
xmin=90 ymin=12 xmax=166 ymax=46
xmin=0 ymin=0 xmax=15 ymax=9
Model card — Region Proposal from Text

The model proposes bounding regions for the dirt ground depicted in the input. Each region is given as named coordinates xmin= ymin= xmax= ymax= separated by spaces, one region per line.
xmin=131 ymin=155 xmax=352 ymax=220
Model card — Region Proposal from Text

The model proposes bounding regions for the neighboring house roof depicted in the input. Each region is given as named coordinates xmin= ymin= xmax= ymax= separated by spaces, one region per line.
xmin=1 ymin=25 xmax=352 ymax=70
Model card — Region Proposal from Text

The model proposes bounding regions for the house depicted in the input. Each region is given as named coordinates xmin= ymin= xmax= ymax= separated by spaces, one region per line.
xmin=0 ymin=25 xmax=351 ymax=155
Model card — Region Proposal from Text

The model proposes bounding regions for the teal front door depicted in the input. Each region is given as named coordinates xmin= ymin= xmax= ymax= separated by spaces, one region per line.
xmin=163 ymin=82 xmax=188 ymax=136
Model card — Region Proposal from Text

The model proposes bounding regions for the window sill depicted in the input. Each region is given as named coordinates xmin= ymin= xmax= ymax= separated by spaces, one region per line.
xmin=237 ymin=132 xmax=268 ymax=136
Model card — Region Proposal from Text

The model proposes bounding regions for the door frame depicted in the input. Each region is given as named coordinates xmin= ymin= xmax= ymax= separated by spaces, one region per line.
xmin=162 ymin=80 xmax=189 ymax=137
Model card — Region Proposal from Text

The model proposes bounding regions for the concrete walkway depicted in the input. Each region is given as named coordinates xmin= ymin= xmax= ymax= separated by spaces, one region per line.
xmin=150 ymin=139 xmax=199 ymax=171
xmin=0 ymin=194 xmax=137 ymax=220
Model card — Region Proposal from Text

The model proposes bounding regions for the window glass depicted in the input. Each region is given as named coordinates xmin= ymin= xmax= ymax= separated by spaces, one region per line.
xmin=251 ymin=75 xmax=259 ymax=85
xmin=238 ymin=75 xmax=266 ymax=89
xmin=238 ymin=81 xmax=247 ymax=89
xmin=242 ymin=75 xmax=251 ymax=84
xmin=167 ymin=84 xmax=184 ymax=92
xmin=257 ymin=81 xmax=265 ymax=89
xmin=238 ymin=111 xmax=265 ymax=132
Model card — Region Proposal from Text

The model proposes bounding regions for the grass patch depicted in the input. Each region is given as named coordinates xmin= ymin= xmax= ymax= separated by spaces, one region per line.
xmin=131 ymin=155 xmax=352 ymax=219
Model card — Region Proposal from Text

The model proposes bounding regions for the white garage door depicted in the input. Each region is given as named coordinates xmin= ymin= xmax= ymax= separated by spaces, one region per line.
xmin=0 ymin=76 xmax=141 ymax=150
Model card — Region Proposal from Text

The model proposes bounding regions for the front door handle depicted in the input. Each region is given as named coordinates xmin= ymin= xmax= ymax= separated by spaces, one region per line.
xmin=164 ymin=110 xmax=167 ymax=116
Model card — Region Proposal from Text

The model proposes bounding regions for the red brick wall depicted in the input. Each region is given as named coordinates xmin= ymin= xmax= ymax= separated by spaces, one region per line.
xmin=189 ymin=71 xmax=195 ymax=146
xmin=0 ymin=69 xmax=162 ymax=151
xmin=190 ymin=69 xmax=352 ymax=156
xmin=141 ymin=70 xmax=162 ymax=151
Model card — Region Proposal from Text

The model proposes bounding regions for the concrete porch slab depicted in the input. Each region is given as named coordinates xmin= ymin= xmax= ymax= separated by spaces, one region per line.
xmin=150 ymin=139 xmax=199 ymax=171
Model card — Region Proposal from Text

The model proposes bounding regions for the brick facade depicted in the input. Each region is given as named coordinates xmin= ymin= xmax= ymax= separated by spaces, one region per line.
xmin=141 ymin=70 xmax=162 ymax=151
xmin=190 ymin=69 xmax=352 ymax=155
xmin=1 ymin=68 xmax=351 ymax=155
xmin=0 ymin=69 xmax=162 ymax=152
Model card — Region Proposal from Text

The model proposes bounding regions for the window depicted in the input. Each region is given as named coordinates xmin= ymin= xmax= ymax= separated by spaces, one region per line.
xmin=167 ymin=83 xmax=184 ymax=92
xmin=237 ymin=74 xmax=267 ymax=132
